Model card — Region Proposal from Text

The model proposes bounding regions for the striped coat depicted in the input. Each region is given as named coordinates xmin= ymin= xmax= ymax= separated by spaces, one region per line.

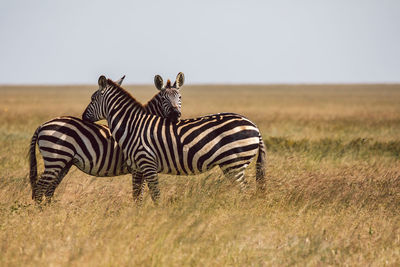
xmin=29 ymin=73 xmax=185 ymax=203
xmin=83 ymin=76 xmax=266 ymax=203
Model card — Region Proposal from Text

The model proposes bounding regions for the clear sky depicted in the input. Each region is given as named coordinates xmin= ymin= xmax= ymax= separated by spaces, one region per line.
xmin=0 ymin=0 xmax=399 ymax=84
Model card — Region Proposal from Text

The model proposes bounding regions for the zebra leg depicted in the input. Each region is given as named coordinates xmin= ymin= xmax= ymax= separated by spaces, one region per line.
xmin=43 ymin=162 xmax=73 ymax=203
xmin=33 ymin=170 xmax=59 ymax=204
xmin=143 ymin=171 xmax=160 ymax=203
xmin=220 ymin=163 xmax=250 ymax=191
xmin=135 ymin=154 xmax=160 ymax=203
xmin=132 ymin=171 xmax=145 ymax=203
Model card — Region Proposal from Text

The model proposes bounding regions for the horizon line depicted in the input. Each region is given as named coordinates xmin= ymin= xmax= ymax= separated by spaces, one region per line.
xmin=1 ymin=82 xmax=400 ymax=87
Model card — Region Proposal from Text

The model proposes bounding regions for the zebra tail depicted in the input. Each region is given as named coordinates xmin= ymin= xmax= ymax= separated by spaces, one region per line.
xmin=28 ymin=127 xmax=40 ymax=199
xmin=255 ymin=135 xmax=267 ymax=193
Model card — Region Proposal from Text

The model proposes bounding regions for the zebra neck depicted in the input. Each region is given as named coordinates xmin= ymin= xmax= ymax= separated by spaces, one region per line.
xmin=105 ymin=87 xmax=146 ymax=131
xmin=144 ymin=94 xmax=163 ymax=116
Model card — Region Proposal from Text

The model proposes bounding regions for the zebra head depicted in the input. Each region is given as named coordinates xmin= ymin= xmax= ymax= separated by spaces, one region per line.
xmin=82 ymin=75 xmax=126 ymax=122
xmin=82 ymin=75 xmax=111 ymax=122
xmin=154 ymin=72 xmax=184 ymax=122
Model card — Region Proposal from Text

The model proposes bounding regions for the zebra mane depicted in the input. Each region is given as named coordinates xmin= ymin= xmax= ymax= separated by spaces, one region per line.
xmin=106 ymin=78 xmax=144 ymax=109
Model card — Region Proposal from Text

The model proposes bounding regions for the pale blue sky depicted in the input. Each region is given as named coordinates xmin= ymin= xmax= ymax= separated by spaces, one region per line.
xmin=0 ymin=0 xmax=399 ymax=84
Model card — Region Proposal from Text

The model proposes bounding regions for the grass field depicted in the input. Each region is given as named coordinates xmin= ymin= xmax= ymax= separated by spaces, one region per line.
xmin=0 ymin=84 xmax=399 ymax=266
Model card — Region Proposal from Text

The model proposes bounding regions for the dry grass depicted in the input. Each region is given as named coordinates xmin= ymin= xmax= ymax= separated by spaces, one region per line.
xmin=0 ymin=84 xmax=399 ymax=266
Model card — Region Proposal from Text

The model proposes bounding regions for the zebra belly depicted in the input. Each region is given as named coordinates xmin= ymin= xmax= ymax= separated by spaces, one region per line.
xmin=73 ymin=158 xmax=130 ymax=177
xmin=74 ymin=149 xmax=129 ymax=177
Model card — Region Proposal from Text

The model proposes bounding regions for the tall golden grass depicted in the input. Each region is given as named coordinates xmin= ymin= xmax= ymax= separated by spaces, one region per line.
xmin=0 ymin=84 xmax=399 ymax=266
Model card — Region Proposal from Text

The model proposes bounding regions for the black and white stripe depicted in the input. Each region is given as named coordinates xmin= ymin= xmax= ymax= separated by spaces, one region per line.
xmin=82 ymin=75 xmax=267 ymax=203
xmin=29 ymin=73 xmax=185 ymax=203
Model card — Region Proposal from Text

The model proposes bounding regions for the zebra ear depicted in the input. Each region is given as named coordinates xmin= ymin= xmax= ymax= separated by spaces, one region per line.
xmin=98 ymin=75 xmax=107 ymax=90
xmin=174 ymin=72 xmax=185 ymax=88
xmin=154 ymin=75 xmax=164 ymax=91
xmin=115 ymin=75 xmax=125 ymax=86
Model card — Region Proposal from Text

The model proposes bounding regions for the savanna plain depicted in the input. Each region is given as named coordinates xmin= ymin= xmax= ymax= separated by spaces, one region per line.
xmin=0 ymin=83 xmax=399 ymax=266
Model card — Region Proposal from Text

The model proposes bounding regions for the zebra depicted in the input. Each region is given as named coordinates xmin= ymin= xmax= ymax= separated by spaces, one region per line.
xmin=82 ymin=75 xmax=267 ymax=203
xmin=29 ymin=73 xmax=185 ymax=203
